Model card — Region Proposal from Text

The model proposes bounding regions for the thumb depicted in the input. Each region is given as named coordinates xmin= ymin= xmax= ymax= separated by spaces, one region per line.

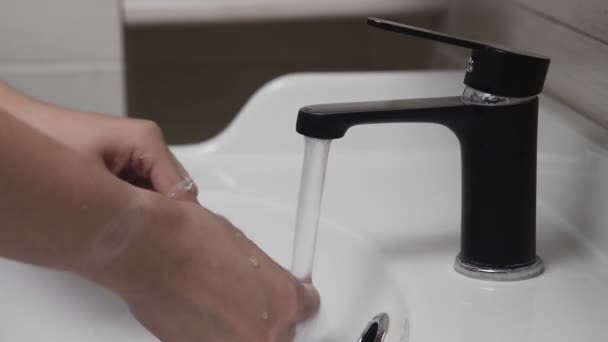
xmin=148 ymin=148 xmax=199 ymax=203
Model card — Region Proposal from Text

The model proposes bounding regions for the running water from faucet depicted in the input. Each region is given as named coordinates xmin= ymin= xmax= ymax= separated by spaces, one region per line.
xmin=291 ymin=138 xmax=401 ymax=342
xmin=291 ymin=137 xmax=331 ymax=281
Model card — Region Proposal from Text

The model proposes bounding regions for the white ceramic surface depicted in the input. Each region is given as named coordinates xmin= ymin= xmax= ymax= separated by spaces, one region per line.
xmin=173 ymin=71 xmax=608 ymax=341
xmin=123 ymin=0 xmax=446 ymax=25
xmin=1 ymin=71 xmax=607 ymax=341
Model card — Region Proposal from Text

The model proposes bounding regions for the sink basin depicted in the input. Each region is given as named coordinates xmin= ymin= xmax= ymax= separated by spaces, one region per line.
xmin=204 ymin=191 xmax=409 ymax=342
xmin=173 ymin=71 xmax=608 ymax=341
xmin=0 ymin=190 xmax=409 ymax=342
xmin=1 ymin=70 xmax=607 ymax=341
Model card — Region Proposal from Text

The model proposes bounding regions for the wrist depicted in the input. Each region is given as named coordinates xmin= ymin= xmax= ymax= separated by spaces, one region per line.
xmin=74 ymin=189 xmax=160 ymax=289
xmin=79 ymin=189 xmax=190 ymax=298
xmin=0 ymin=81 xmax=38 ymax=117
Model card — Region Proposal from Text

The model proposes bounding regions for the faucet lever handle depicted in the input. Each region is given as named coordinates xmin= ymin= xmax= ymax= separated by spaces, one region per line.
xmin=368 ymin=17 xmax=485 ymax=50
xmin=367 ymin=17 xmax=550 ymax=98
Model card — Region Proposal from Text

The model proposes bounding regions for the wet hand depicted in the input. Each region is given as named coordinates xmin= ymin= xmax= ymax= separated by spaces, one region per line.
xmin=87 ymin=195 xmax=320 ymax=342
xmin=35 ymin=108 xmax=198 ymax=202
xmin=0 ymin=84 xmax=197 ymax=202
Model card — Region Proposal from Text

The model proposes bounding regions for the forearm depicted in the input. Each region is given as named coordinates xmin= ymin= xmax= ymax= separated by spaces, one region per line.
xmin=0 ymin=81 xmax=111 ymax=151
xmin=0 ymin=81 xmax=197 ymax=204
xmin=0 ymin=84 xmax=321 ymax=342
xmin=0 ymin=108 xmax=145 ymax=274
xmin=0 ymin=80 xmax=52 ymax=126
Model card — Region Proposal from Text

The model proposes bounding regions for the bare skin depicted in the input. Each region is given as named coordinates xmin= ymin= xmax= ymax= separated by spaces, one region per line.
xmin=0 ymin=82 xmax=319 ymax=342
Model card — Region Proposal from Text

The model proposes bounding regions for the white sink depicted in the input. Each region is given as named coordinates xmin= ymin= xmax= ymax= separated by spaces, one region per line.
xmin=2 ymin=70 xmax=608 ymax=341
xmin=174 ymin=71 xmax=608 ymax=341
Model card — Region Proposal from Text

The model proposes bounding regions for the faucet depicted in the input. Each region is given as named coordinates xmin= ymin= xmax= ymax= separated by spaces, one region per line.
xmin=296 ymin=18 xmax=550 ymax=281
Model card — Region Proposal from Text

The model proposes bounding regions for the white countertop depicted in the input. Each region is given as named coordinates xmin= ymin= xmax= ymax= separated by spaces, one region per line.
xmin=123 ymin=0 xmax=447 ymax=25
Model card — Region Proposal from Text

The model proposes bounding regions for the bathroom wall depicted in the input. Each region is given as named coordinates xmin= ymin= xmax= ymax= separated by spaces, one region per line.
xmin=0 ymin=0 xmax=125 ymax=115
xmin=435 ymin=0 xmax=608 ymax=260
xmin=126 ymin=0 xmax=608 ymax=142
xmin=435 ymin=0 xmax=608 ymax=128
xmin=125 ymin=14 xmax=445 ymax=143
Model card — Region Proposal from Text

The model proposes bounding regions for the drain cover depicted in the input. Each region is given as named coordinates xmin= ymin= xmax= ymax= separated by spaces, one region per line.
xmin=358 ymin=313 xmax=389 ymax=342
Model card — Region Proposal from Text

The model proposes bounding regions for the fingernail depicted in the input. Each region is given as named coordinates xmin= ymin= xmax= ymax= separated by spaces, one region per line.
xmin=166 ymin=177 xmax=196 ymax=198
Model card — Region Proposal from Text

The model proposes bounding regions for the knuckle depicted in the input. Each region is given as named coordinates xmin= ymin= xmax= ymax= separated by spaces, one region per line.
xmin=189 ymin=184 xmax=199 ymax=196
xmin=136 ymin=120 xmax=164 ymax=140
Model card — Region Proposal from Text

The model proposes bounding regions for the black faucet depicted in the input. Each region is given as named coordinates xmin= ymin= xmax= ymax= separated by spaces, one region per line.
xmin=296 ymin=18 xmax=550 ymax=281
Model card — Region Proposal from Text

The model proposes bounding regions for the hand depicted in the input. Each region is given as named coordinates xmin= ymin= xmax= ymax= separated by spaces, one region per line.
xmin=0 ymin=82 xmax=320 ymax=341
xmin=86 ymin=193 xmax=320 ymax=342
xmin=0 ymin=84 xmax=197 ymax=202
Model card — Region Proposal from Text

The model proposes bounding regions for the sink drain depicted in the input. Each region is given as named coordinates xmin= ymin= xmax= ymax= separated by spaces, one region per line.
xmin=358 ymin=313 xmax=389 ymax=342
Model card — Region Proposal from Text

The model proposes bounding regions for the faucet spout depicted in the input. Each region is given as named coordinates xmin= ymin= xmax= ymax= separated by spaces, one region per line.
xmin=297 ymin=97 xmax=468 ymax=139
xmin=296 ymin=96 xmax=542 ymax=280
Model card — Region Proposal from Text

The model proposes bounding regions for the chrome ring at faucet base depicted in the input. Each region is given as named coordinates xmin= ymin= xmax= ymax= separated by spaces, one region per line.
xmin=454 ymin=254 xmax=544 ymax=281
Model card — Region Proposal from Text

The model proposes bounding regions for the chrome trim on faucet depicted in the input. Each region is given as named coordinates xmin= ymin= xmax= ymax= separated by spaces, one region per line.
xmin=462 ymin=86 xmax=536 ymax=106
xmin=455 ymin=254 xmax=544 ymax=281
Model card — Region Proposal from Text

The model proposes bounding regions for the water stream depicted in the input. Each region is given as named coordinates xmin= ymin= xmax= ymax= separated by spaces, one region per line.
xmin=291 ymin=138 xmax=402 ymax=342
xmin=291 ymin=137 xmax=331 ymax=342
xmin=291 ymin=137 xmax=332 ymax=281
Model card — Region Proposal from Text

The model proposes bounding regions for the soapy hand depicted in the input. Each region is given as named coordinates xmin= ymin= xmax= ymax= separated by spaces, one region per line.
xmin=0 ymin=83 xmax=197 ymax=202
xmin=86 ymin=193 xmax=320 ymax=342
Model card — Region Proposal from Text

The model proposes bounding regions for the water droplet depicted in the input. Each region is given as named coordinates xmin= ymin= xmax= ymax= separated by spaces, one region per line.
xmin=167 ymin=177 xmax=195 ymax=198
xmin=261 ymin=311 xmax=269 ymax=321
xmin=249 ymin=257 xmax=260 ymax=268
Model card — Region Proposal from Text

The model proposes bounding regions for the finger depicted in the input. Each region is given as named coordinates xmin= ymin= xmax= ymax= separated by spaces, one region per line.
xmin=148 ymin=148 xmax=199 ymax=203
xmin=295 ymin=283 xmax=321 ymax=322
xmin=117 ymin=166 xmax=155 ymax=191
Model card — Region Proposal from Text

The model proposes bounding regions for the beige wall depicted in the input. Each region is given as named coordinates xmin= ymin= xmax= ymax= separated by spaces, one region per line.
xmin=0 ymin=0 xmax=125 ymax=115
xmin=435 ymin=0 xmax=608 ymax=128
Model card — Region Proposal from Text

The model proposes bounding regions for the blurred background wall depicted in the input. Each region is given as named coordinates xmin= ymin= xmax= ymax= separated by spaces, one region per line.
xmin=124 ymin=16 xmax=446 ymax=144
xmin=125 ymin=0 xmax=608 ymax=144
xmin=436 ymin=0 xmax=608 ymax=130
xmin=0 ymin=0 xmax=124 ymax=115
xmin=0 ymin=1 xmax=606 ymax=143
xmin=123 ymin=1 xmax=448 ymax=144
